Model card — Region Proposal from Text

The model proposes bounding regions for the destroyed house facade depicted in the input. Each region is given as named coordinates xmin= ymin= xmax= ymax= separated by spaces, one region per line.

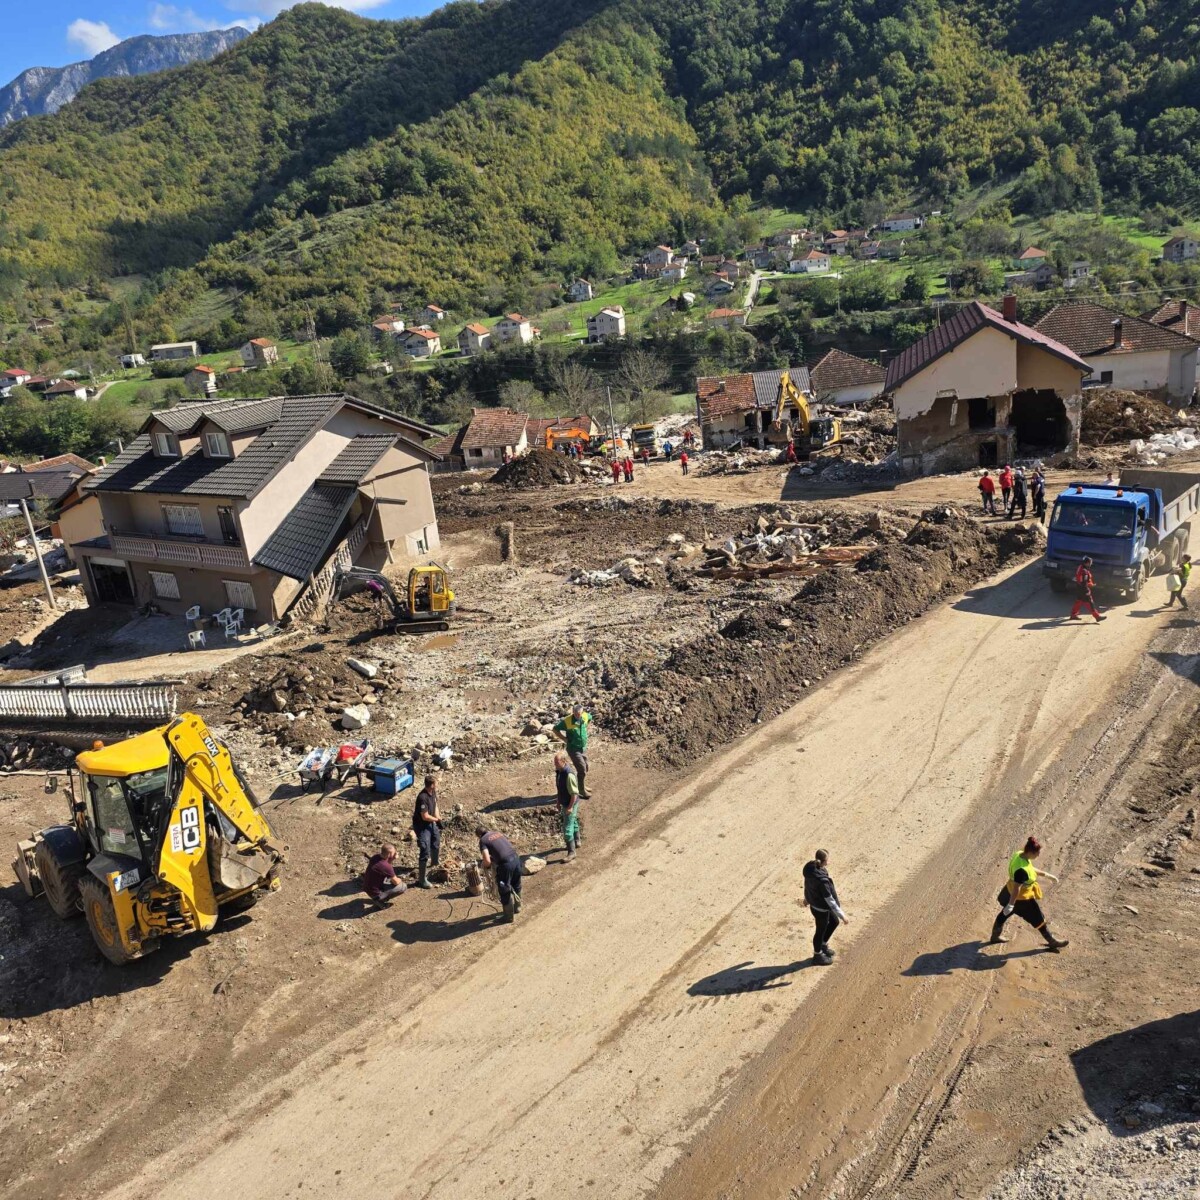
xmin=697 ymin=367 xmax=814 ymax=450
xmin=885 ymin=299 xmax=1089 ymax=475
xmin=74 ymin=395 xmax=441 ymax=620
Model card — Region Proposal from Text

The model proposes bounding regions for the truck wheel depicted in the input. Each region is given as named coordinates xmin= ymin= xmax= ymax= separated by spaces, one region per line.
xmin=219 ymin=890 xmax=259 ymax=919
xmin=1132 ymin=565 xmax=1147 ymax=601
xmin=34 ymin=838 xmax=84 ymax=919
xmin=1168 ymin=535 xmax=1184 ymax=572
xmin=1049 ymin=578 xmax=1069 ymax=594
xmin=79 ymin=875 xmax=135 ymax=966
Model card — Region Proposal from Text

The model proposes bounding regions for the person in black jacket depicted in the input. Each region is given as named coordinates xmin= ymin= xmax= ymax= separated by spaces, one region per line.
xmin=802 ymin=848 xmax=849 ymax=965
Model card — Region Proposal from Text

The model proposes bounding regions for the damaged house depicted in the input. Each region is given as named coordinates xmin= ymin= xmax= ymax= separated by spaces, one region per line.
xmin=885 ymin=297 xmax=1090 ymax=475
xmin=696 ymin=367 xmax=814 ymax=450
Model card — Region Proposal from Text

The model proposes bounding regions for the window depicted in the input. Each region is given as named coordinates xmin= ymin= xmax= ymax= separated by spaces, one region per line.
xmin=469 ymin=448 xmax=483 ymax=457
xmin=217 ymin=506 xmax=240 ymax=546
xmin=153 ymin=431 xmax=177 ymax=457
xmin=205 ymin=431 xmax=230 ymax=458
xmin=223 ymin=579 xmax=256 ymax=611
xmin=1099 ymin=371 xmax=1114 ymax=385
xmin=163 ymin=504 xmax=204 ymax=537
xmin=148 ymin=571 xmax=179 ymax=600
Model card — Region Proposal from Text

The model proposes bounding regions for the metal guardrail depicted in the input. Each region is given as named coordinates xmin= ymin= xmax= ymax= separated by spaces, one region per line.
xmin=0 ymin=681 xmax=178 ymax=722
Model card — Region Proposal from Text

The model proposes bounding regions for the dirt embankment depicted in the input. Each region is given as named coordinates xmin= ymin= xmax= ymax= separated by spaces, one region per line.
xmin=1080 ymin=390 xmax=1181 ymax=445
xmin=607 ymin=507 xmax=1043 ymax=765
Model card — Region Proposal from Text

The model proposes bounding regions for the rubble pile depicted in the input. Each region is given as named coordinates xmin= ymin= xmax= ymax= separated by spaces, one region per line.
xmin=1131 ymin=427 xmax=1200 ymax=464
xmin=491 ymin=449 xmax=582 ymax=488
xmin=697 ymin=513 xmax=876 ymax=580
xmin=696 ymin=447 xmax=781 ymax=475
xmin=1081 ymin=390 xmax=1182 ymax=445
xmin=0 ymin=738 xmax=74 ymax=771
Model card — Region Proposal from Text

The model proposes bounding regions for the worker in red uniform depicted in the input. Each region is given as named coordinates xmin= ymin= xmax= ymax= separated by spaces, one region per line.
xmin=998 ymin=463 xmax=1014 ymax=510
xmin=610 ymin=458 xmax=621 ymax=484
xmin=785 ymin=440 xmax=798 ymax=465
xmin=680 ymin=449 xmax=689 ymax=476
xmin=1069 ymin=556 xmax=1106 ymax=622
xmin=640 ymin=446 xmax=650 ymax=469
xmin=978 ymin=469 xmax=997 ymax=515
xmin=623 ymin=455 xmax=634 ymax=482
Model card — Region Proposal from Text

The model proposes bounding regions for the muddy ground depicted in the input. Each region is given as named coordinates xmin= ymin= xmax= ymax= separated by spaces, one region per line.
xmin=0 ymin=454 xmax=1198 ymax=1199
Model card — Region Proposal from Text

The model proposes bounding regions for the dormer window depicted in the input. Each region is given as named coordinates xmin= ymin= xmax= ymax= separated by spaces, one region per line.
xmin=153 ymin=431 xmax=177 ymax=457
xmin=205 ymin=431 xmax=231 ymax=458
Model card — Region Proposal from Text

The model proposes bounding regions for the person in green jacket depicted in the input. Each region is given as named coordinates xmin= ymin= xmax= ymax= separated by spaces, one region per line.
xmin=554 ymin=704 xmax=592 ymax=798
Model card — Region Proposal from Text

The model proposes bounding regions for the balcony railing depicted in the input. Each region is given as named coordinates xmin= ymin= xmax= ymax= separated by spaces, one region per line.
xmin=109 ymin=532 xmax=250 ymax=571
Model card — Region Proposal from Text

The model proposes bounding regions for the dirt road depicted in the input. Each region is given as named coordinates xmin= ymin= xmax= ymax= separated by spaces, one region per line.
xmin=95 ymin=552 xmax=1184 ymax=1200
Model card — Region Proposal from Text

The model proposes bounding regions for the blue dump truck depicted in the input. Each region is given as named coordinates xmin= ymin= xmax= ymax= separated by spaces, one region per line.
xmin=1043 ymin=468 xmax=1200 ymax=600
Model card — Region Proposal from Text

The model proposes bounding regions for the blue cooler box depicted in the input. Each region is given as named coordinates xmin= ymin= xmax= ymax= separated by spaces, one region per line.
xmin=372 ymin=758 xmax=415 ymax=795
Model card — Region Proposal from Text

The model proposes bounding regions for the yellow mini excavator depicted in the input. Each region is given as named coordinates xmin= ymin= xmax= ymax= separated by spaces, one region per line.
xmin=13 ymin=713 xmax=283 ymax=965
xmin=766 ymin=370 xmax=842 ymax=456
xmin=330 ymin=564 xmax=455 ymax=632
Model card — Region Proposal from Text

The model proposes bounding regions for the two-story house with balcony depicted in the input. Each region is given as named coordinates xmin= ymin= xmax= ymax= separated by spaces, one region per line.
xmin=73 ymin=394 xmax=442 ymax=621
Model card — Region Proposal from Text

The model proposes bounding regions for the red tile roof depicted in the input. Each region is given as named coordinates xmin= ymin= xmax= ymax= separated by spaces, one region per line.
xmin=1034 ymin=301 xmax=1197 ymax=356
xmin=429 ymin=426 xmax=466 ymax=460
xmin=524 ymin=417 xmax=556 ymax=446
xmin=707 ymin=308 xmax=745 ymax=319
xmin=191 ymin=364 xmax=216 ymax=374
xmin=27 ymin=452 xmax=95 ymax=473
xmin=462 ymin=323 xmax=490 ymax=336
xmin=2 ymin=369 xmax=29 ymax=379
xmin=810 ymin=348 xmax=885 ymax=393
xmin=425 ymin=304 xmax=445 ymax=314
xmin=404 ymin=328 xmax=440 ymax=342
xmin=885 ymin=300 xmax=1091 ymax=391
xmin=249 ymin=337 xmax=275 ymax=347
xmin=696 ymin=373 xmax=757 ymax=420
xmin=502 ymin=313 xmax=527 ymax=324
xmin=461 ymin=407 xmax=530 ymax=450
xmin=1143 ymin=298 xmax=1200 ymax=342
xmin=798 ymin=248 xmax=828 ymax=260
xmin=1018 ymin=247 xmax=1047 ymax=260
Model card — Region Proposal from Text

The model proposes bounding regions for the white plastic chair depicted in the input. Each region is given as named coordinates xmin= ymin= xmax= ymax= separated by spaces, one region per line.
xmin=185 ymin=605 xmax=201 ymax=622
xmin=222 ymin=609 xmax=244 ymax=639
xmin=187 ymin=630 xmax=206 ymax=650
xmin=213 ymin=607 xmax=233 ymax=628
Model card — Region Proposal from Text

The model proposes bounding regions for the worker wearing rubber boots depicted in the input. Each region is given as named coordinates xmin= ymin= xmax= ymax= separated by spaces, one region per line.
xmin=477 ymin=825 xmax=522 ymax=922
xmin=990 ymin=836 xmax=1069 ymax=951
xmin=413 ymin=775 xmax=441 ymax=888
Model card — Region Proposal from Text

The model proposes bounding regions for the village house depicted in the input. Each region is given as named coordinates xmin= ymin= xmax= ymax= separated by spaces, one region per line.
xmin=457 ymin=323 xmax=491 ymax=357
xmin=885 ymin=296 xmax=1090 ymax=475
xmin=423 ymin=305 xmax=447 ymax=323
xmin=27 ymin=317 xmax=55 ymax=334
xmin=1006 ymin=262 xmax=1055 ymax=291
xmin=645 ymin=245 xmax=674 ymax=268
xmin=681 ymin=239 xmax=701 ymax=257
xmin=1162 ymin=235 xmax=1199 ymax=264
xmin=663 ymin=263 xmax=689 ymax=283
xmin=790 ymin=249 xmax=831 ymax=273
xmin=1143 ymin=298 xmax=1200 ymax=392
xmin=825 ymin=236 xmax=850 ymax=256
xmin=567 ymin=279 xmax=594 ymax=303
xmin=186 ymin=364 xmax=218 ymax=395
xmin=0 ymin=368 xmax=32 ymax=396
xmin=397 ymin=327 xmax=441 ymax=358
xmin=493 ymin=313 xmax=534 ymax=346
xmin=119 ymin=353 xmax=146 ymax=369
xmin=1036 ymin=302 xmax=1198 ymax=401
xmin=1014 ymin=247 xmax=1048 ymax=267
xmin=372 ymin=316 xmax=405 ymax=339
xmin=1064 ymin=261 xmax=1092 ymax=289
xmin=239 ymin=338 xmax=279 ymax=367
xmin=431 ymin=406 xmax=529 ymax=470
xmin=44 ymin=459 xmax=103 ymax=564
xmin=706 ymin=308 xmax=748 ymax=330
xmin=879 ymin=240 xmax=907 ymax=260
xmin=586 ymin=306 xmax=626 ymax=343
xmin=879 ymin=213 xmax=923 ymax=233
xmin=709 ymin=278 xmax=736 ymax=295
xmin=809 ymin=348 xmax=886 ymax=406
xmin=696 ymin=366 xmax=814 ymax=449
xmin=150 ymin=341 xmax=200 ymax=361
xmin=74 ymin=395 xmax=440 ymax=618
xmin=857 ymin=240 xmax=882 ymax=260
xmin=44 ymin=380 xmax=89 ymax=400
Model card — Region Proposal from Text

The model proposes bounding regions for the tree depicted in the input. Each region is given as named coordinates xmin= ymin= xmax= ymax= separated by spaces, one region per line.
xmin=329 ymin=333 xmax=371 ymax=379
xmin=548 ymin=358 xmax=599 ymax=413
xmin=499 ymin=379 xmax=545 ymax=413
xmin=617 ymin=348 xmax=671 ymax=423
xmin=900 ymin=268 xmax=931 ymax=304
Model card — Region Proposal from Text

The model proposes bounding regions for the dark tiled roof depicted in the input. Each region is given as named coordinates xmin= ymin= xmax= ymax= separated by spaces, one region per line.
xmin=697 ymin=367 xmax=811 ymax=421
xmin=253 ymin=485 xmax=356 ymax=581
xmin=810 ymin=348 xmax=885 ymax=393
xmin=752 ymin=367 xmax=811 ymax=407
xmin=317 ymin=435 xmax=396 ymax=485
xmin=1034 ymin=302 xmax=1197 ymax=356
xmin=152 ymin=399 xmax=250 ymax=434
xmin=1142 ymin=299 xmax=1200 ymax=343
xmin=429 ymin=426 xmax=467 ymax=459
xmin=89 ymin=395 xmax=341 ymax=498
xmin=0 ymin=470 xmax=78 ymax=502
xmin=209 ymin=398 xmax=283 ymax=434
xmin=885 ymin=301 xmax=1091 ymax=391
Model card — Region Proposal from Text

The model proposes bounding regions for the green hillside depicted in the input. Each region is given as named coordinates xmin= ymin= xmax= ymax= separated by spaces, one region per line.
xmin=0 ymin=0 xmax=1198 ymax=361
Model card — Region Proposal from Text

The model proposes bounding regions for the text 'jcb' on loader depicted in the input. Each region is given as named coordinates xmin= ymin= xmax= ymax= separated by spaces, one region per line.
xmin=13 ymin=713 xmax=284 ymax=965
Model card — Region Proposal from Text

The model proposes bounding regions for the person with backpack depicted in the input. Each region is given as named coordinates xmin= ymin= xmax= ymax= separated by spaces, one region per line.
xmin=802 ymin=848 xmax=848 ymax=965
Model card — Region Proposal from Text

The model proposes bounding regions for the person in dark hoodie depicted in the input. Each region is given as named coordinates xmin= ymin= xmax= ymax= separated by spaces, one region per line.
xmin=802 ymin=848 xmax=848 ymax=965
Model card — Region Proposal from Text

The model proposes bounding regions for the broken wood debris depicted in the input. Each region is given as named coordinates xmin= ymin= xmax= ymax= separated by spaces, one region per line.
xmin=697 ymin=514 xmax=873 ymax=580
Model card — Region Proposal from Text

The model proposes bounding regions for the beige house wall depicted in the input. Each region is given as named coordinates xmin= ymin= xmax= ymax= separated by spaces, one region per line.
xmin=361 ymin=445 xmax=439 ymax=552
xmin=56 ymin=496 xmax=105 ymax=563
xmin=1015 ymin=344 xmax=1085 ymax=394
xmin=96 ymin=491 xmax=240 ymax=543
xmin=892 ymin=327 xmax=1017 ymax=419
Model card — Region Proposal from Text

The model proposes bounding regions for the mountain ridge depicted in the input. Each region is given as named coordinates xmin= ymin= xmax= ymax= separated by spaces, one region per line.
xmin=0 ymin=27 xmax=250 ymax=127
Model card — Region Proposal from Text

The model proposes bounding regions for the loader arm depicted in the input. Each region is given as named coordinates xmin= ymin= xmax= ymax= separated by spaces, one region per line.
xmin=156 ymin=713 xmax=282 ymax=932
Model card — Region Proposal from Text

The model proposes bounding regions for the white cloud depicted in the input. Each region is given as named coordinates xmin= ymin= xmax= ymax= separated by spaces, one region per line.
xmin=67 ymin=18 xmax=122 ymax=56
xmin=149 ymin=3 xmax=260 ymax=31
xmin=229 ymin=0 xmax=392 ymax=14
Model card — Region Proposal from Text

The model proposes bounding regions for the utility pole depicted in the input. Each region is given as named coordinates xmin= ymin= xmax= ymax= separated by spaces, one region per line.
xmin=19 ymin=491 xmax=55 ymax=610
xmin=606 ymin=385 xmax=618 ymax=450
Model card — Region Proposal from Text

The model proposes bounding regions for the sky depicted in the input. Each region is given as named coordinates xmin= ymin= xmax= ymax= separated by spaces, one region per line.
xmin=4 ymin=0 xmax=443 ymax=77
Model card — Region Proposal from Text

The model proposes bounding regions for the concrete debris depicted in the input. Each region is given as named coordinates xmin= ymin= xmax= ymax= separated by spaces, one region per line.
xmin=521 ymin=855 xmax=547 ymax=875
xmin=340 ymin=704 xmax=371 ymax=731
xmin=346 ymin=658 xmax=379 ymax=679
xmin=696 ymin=447 xmax=781 ymax=476
xmin=1131 ymin=428 xmax=1199 ymax=464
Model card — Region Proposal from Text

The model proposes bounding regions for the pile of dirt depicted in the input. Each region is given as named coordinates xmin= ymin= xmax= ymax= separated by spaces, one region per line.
xmin=1081 ymin=390 xmax=1181 ymax=445
xmin=604 ymin=507 xmax=1044 ymax=766
xmin=492 ymin=449 xmax=582 ymax=488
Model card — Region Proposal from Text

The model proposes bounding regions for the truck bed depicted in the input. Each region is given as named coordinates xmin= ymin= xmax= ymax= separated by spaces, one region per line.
xmin=1120 ymin=468 xmax=1200 ymax=504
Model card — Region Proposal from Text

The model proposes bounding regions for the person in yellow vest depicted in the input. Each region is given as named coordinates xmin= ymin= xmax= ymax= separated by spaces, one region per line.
xmin=989 ymin=836 xmax=1069 ymax=951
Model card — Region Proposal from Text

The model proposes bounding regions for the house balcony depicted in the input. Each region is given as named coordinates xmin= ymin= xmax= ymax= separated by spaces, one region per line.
xmin=105 ymin=531 xmax=251 ymax=571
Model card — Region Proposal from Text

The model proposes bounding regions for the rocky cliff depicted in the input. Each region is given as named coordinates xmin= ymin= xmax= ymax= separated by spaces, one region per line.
xmin=0 ymin=28 xmax=249 ymax=126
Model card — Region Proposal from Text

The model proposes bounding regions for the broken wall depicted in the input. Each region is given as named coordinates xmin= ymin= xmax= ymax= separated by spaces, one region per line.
xmin=896 ymin=394 xmax=1014 ymax=475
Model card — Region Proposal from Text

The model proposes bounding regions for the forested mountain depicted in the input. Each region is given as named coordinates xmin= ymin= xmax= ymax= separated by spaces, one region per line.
xmin=0 ymin=28 xmax=250 ymax=127
xmin=0 ymin=0 xmax=1197 ymax=335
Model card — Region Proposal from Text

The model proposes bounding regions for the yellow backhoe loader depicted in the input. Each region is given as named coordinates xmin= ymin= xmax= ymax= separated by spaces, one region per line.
xmin=330 ymin=564 xmax=455 ymax=632
xmin=766 ymin=370 xmax=842 ymax=456
xmin=13 ymin=713 xmax=283 ymax=965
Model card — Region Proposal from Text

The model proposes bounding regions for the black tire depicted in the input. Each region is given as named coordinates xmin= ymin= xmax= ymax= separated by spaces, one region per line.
xmin=1049 ymin=577 xmax=1069 ymax=594
xmin=79 ymin=874 xmax=136 ymax=965
xmin=1132 ymin=565 xmax=1146 ymax=601
xmin=219 ymin=890 xmax=259 ymax=918
xmin=34 ymin=838 xmax=84 ymax=919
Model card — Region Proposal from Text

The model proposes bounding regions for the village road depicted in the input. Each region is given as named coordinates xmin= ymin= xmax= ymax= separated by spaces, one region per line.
xmin=103 ymin=557 xmax=1172 ymax=1200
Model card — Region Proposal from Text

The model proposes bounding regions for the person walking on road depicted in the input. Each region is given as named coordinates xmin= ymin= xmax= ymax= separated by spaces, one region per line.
xmin=554 ymin=750 xmax=582 ymax=861
xmin=476 ymin=825 xmax=523 ymax=922
xmin=363 ymin=843 xmax=406 ymax=905
xmin=680 ymin=449 xmax=689 ymax=476
xmin=1069 ymin=556 xmax=1106 ymax=622
xmin=1008 ymin=467 xmax=1028 ymax=520
xmin=802 ymin=849 xmax=848 ymax=965
xmin=1031 ymin=467 xmax=1047 ymax=524
xmin=554 ymin=704 xmax=592 ymax=797
xmin=640 ymin=446 xmax=650 ymax=470
xmin=978 ymin=470 xmax=998 ymax=516
xmin=1166 ymin=561 xmax=1189 ymax=609
xmin=989 ymin=836 xmax=1069 ymax=951
xmin=413 ymin=775 xmax=442 ymax=888
xmin=999 ymin=464 xmax=1014 ymax=511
